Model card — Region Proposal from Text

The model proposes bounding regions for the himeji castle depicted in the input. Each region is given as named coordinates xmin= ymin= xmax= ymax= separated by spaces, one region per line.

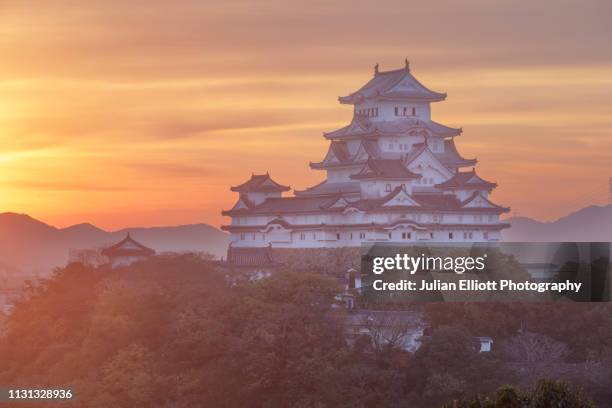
xmin=222 ymin=61 xmax=509 ymax=248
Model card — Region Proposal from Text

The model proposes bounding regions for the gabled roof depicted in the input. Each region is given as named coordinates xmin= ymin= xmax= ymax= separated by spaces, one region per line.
xmin=351 ymin=158 xmax=420 ymax=180
xmin=407 ymin=140 xmax=476 ymax=169
xmin=320 ymin=194 xmax=355 ymax=209
xmin=338 ymin=62 xmax=446 ymax=104
xmin=310 ymin=141 xmax=353 ymax=169
xmin=324 ymin=115 xmax=373 ymax=139
xmin=324 ymin=117 xmax=461 ymax=140
xmin=379 ymin=186 xmax=421 ymax=207
xmin=231 ymin=173 xmax=290 ymax=193
xmin=461 ymin=192 xmax=510 ymax=212
xmin=436 ymin=169 xmax=497 ymax=190
xmin=403 ymin=144 xmax=454 ymax=180
xmin=223 ymin=195 xmax=256 ymax=215
xmin=224 ymin=244 xmax=278 ymax=267
xmin=436 ymin=139 xmax=477 ymax=167
xmin=101 ymin=233 xmax=155 ymax=257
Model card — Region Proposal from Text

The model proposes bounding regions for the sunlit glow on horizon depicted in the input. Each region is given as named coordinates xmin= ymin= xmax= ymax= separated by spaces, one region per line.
xmin=1 ymin=0 xmax=611 ymax=230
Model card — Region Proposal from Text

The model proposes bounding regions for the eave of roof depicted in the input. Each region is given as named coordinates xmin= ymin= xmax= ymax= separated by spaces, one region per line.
xmin=324 ymin=117 xmax=461 ymax=140
xmin=351 ymin=158 xmax=420 ymax=180
xmin=461 ymin=192 xmax=510 ymax=212
xmin=101 ymin=233 xmax=155 ymax=256
xmin=222 ymin=189 xmax=509 ymax=217
xmin=338 ymin=65 xmax=446 ymax=105
xmin=221 ymin=221 xmax=511 ymax=232
xmin=231 ymin=173 xmax=290 ymax=193
xmin=436 ymin=169 xmax=497 ymax=190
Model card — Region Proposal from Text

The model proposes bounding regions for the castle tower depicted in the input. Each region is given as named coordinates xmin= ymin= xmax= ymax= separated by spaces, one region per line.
xmin=222 ymin=62 xmax=510 ymax=248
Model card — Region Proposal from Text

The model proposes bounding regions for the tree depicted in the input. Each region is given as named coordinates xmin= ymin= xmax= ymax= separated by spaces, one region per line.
xmin=443 ymin=379 xmax=593 ymax=408
xmin=360 ymin=311 xmax=417 ymax=353
xmin=407 ymin=326 xmax=506 ymax=406
xmin=501 ymin=332 xmax=569 ymax=384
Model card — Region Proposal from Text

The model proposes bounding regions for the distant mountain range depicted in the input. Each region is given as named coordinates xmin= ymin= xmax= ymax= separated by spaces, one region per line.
xmin=0 ymin=213 xmax=229 ymax=278
xmin=503 ymin=204 xmax=612 ymax=242
xmin=1 ymin=205 xmax=610 ymax=280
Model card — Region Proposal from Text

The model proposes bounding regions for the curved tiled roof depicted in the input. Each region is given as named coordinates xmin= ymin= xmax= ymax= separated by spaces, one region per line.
xmin=436 ymin=169 xmax=497 ymax=190
xmin=461 ymin=192 xmax=510 ymax=212
xmin=310 ymin=141 xmax=354 ymax=169
xmin=338 ymin=64 xmax=446 ymax=104
xmin=437 ymin=139 xmax=477 ymax=167
xmin=231 ymin=173 xmax=290 ymax=193
xmin=407 ymin=140 xmax=476 ymax=168
xmin=324 ymin=117 xmax=461 ymax=140
xmin=101 ymin=233 xmax=155 ymax=257
xmin=351 ymin=158 xmax=420 ymax=180
xmin=223 ymin=188 xmax=508 ymax=217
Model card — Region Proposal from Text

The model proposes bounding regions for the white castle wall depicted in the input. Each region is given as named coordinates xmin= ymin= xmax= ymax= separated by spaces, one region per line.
xmin=354 ymin=101 xmax=431 ymax=121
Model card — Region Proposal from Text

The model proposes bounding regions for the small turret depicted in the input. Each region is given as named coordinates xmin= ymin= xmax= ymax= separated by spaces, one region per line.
xmin=230 ymin=173 xmax=290 ymax=205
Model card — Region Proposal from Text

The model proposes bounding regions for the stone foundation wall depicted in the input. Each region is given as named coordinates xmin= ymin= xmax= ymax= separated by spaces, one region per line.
xmin=271 ymin=247 xmax=361 ymax=275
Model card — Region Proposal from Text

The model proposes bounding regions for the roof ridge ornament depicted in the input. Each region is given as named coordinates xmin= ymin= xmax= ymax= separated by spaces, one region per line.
xmin=405 ymin=58 xmax=410 ymax=72
xmin=374 ymin=63 xmax=379 ymax=75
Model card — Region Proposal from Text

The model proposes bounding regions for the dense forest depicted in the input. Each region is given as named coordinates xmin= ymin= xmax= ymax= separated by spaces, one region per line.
xmin=0 ymin=255 xmax=610 ymax=407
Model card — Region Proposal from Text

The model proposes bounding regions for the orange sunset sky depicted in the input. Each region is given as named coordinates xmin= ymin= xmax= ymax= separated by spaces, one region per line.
xmin=1 ymin=0 xmax=611 ymax=230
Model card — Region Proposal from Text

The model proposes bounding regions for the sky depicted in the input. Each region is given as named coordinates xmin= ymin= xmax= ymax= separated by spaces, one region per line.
xmin=1 ymin=0 xmax=611 ymax=230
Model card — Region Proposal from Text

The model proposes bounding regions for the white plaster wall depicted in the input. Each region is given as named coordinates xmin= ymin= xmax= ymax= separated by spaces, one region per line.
xmin=354 ymin=101 xmax=431 ymax=121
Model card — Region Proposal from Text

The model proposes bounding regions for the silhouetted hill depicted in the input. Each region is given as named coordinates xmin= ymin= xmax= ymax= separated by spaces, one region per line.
xmin=0 ymin=213 xmax=229 ymax=279
xmin=503 ymin=204 xmax=612 ymax=242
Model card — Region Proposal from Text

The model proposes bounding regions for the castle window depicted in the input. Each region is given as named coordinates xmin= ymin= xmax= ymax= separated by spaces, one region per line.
xmin=449 ymin=232 xmax=454 ymax=240
xmin=388 ymin=232 xmax=392 ymax=239
xmin=336 ymin=233 xmax=341 ymax=240
xmin=375 ymin=107 xmax=378 ymax=116
xmin=403 ymin=107 xmax=407 ymax=116
xmin=350 ymin=233 xmax=353 ymax=240
xmin=483 ymin=232 xmax=489 ymax=240
xmin=412 ymin=107 xmax=416 ymax=116
xmin=240 ymin=233 xmax=245 ymax=240
xmin=394 ymin=107 xmax=399 ymax=116
xmin=385 ymin=183 xmax=392 ymax=192
xmin=359 ymin=232 xmax=366 ymax=239
xmin=300 ymin=233 xmax=306 ymax=240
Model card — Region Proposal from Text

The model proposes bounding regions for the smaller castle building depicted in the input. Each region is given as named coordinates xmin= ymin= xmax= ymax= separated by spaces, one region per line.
xmin=101 ymin=233 xmax=155 ymax=268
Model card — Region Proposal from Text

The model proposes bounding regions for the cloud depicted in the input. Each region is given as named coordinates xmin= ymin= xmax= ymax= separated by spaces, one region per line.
xmin=1 ymin=0 xmax=611 ymax=227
